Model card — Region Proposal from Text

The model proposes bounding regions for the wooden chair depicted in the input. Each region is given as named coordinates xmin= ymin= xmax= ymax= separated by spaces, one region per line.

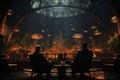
xmin=29 ymin=54 xmax=51 ymax=78
xmin=71 ymin=61 xmax=91 ymax=77
xmin=29 ymin=55 xmax=40 ymax=77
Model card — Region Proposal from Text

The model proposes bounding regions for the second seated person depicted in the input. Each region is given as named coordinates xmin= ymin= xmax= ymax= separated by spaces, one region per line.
xmin=71 ymin=43 xmax=93 ymax=77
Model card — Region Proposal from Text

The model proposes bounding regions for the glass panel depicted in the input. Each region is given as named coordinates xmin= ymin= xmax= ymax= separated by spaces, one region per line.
xmin=31 ymin=0 xmax=91 ymax=18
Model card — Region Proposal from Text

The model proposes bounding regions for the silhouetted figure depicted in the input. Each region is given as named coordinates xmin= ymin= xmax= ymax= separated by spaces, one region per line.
xmin=58 ymin=52 xmax=64 ymax=61
xmin=63 ymin=52 xmax=67 ymax=60
xmin=29 ymin=45 xmax=51 ymax=78
xmin=0 ymin=34 xmax=4 ymax=54
xmin=71 ymin=43 xmax=93 ymax=77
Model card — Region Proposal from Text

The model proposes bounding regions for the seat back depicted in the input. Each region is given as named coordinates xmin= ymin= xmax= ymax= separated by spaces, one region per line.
xmin=29 ymin=55 xmax=40 ymax=73
xmin=73 ymin=50 xmax=93 ymax=73
xmin=29 ymin=54 xmax=50 ymax=73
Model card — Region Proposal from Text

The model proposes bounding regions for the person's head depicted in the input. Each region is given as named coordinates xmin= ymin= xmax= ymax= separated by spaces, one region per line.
xmin=35 ymin=45 xmax=41 ymax=52
xmin=82 ymin=43 xmax=88 ymax=49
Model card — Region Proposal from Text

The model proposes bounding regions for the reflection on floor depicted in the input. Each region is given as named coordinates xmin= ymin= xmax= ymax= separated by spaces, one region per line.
xmin=0 ymin=68 xmax=120 ymax=80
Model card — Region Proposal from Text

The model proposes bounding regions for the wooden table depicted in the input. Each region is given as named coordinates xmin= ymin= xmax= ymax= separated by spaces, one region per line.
xmin=54 ymin=64 xmax=71 ymax=77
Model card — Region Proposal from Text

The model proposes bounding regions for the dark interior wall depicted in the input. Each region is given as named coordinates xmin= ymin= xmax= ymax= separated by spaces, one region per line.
xmin=0 ymin=0 xmax=14 ymax=31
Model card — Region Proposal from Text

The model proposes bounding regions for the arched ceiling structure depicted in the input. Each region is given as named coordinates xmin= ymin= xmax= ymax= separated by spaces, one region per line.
xmin=0 ymin=0 xmax=120 ymax=49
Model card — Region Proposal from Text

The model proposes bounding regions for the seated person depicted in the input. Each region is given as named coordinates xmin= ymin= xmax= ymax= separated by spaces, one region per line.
xmin=71 ymin=43 xmax=93 ymax=77
xmin=58 ymin=52 xmax=64 ymax=61
xmin=29 ymin=45 xmax=51 ymax=77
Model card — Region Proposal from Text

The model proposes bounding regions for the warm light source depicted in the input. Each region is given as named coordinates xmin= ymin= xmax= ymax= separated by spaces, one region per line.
xmin=84 ymin=30 xmax=88 ymax=33
xmin=7 ymin=9 xmax=13 ymax=16
xmin=13 ymin=28 xmax=20 ymax=32
xmin=94 ymin=30 xmax=101 ymax=36
xmin=31 ymin=33 xmax=43 ymax=40
xmin=48 ymin=34 xmax=52 ymax=37
xmin=111 ymin=16 xmax=118 ymax=23
xmin=73 ymin=33 xmax=83 ymax=39
xmin=90 ymin=26 xmax=96 ymax=29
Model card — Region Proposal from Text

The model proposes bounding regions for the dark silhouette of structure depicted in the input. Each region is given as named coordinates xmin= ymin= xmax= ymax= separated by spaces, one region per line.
xmin=58 ymin=52 xmax=64 ymax=61
xmin=63 ymin=52 xmax=67 ymax=60
xmin=113 ymin=54 xmax=120 ymax=72
xmin=29 ymin=45 xmax=51 ymax=78
xmin=0 ymin=34 xmax=8 ymax=72
xmin=71 ymin=43 xmax=93 ymax=77
xmin=0 ymin=34 xmax=5 ymax=54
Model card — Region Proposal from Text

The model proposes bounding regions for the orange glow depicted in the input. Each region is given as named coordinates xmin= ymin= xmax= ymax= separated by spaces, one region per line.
xmin=93 ymin=53 xmax=96 ymax=58
xmin=14 ymin=29 xmax=20 ymax=32
xmin=84 ymin=30 xmax=88 ymax=33
xmin=8 ymin=45 xmax=77 ymax=59
xmin=31 ymin=33 xmax=43 ymax=40
xmin=73 ymin=33 xmax=83 ymax=39
xmin=94 ymin=30 xmax=101 ymax=35
xmin=94 ymin=48 xmax=103 ymax=53
xmin=8 ymin=46 xmax=22 ymax=52
xmin=90 ymin=26 xmax=96 ymax=29
xmin=8 ymin=44 xmax=104 ymax=59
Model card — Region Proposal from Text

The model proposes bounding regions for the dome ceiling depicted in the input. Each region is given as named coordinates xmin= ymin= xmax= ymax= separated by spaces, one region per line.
xmin=31 ymin=0 xmax=91 ymax=18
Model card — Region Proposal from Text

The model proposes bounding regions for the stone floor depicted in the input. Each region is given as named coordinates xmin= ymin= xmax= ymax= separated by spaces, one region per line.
xmin=0 ymin=67 xmax=120 ymax=80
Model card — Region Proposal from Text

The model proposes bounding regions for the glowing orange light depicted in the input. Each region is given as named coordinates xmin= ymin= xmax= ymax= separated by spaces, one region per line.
xmin=91 ymin=26 xmax=96 ymax=29
xmin=31 ymin=33 xmax=43 ymax=40
xmin=73 ymin=33 xmax=83 ymax=39
xmin=14 ymin=29 xmax=20 ymax=32
xmin=94 ymin=30 xmax=101 ymax=35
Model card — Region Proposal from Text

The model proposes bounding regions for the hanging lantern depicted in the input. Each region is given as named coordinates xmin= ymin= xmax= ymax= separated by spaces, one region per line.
xmin=31 ymin=33 xmax=43 ymax=40
xmin=94 ymin=30 xmax=101 ymax=36
xmin=73 ymin=33 xmax=83 ymax=39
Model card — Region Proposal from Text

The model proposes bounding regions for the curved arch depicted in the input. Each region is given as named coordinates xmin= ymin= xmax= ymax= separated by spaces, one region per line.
xmin=7 ymin=4 xmax=111 ymax=45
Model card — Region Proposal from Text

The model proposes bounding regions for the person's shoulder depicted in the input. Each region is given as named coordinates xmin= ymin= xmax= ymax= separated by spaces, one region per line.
xmin=89 ymin=50 xmax=93 ymax=54
xmin=88 ymin=50 xmax=93 ymax=56
xmin=77 ymin=51 xmax=82 ymax=55
xmin=39 ymin=52 xmax=44 ymax=55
